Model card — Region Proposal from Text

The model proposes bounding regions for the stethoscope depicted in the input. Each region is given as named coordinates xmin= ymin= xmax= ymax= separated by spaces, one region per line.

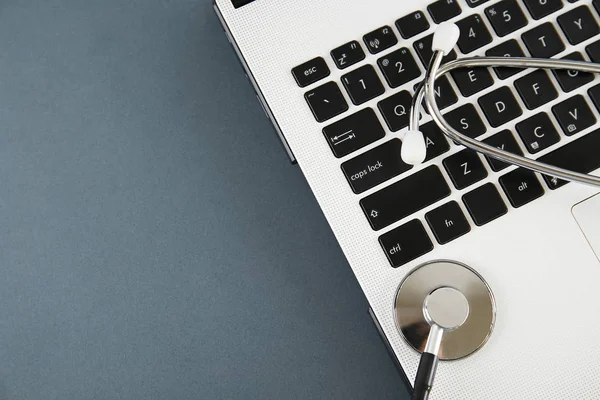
xmin=395 ymin=23 xmax=600 ymax=400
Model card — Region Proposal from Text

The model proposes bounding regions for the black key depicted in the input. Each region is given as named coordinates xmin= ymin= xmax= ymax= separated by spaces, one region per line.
xmin=396 ymin=11 xmax=430 ymax=39
xmin=360 ymin=166 xmax=451 ymax=231
xmin=485 ymin=0 xmax=528 ymax=37
xmin=478 ymin=87 xmax=523 ymax=127
xmin=364 ymin=26 xmax=398 ymax=54
xmin=558 ymin=6 xmax=600 ymax=45
xmin=443 ymin=149 xmax=488 ymax=189
xmin=499 ymin=168 xmax=544 ymax=208
xmin=523 ymin=0 xmax=563 ymax=20
xmin=414 ymin=34 xmax=457 ymax=67
xmin=515 ymin=70 xmax=558 ymax=110
xmin=420 ymin=121 xmax=451 ymax=161
xmin=462 ymin=183 xmax=508 ymax=226
xmin=586 ymin=40 xmax=600 ymax=63
xmin=428 ymin=0 xmax=462 ymax=23
xmin=379 ymin=220 xmax=433 ymax=268
xmin=483 ymin=130 xmax=525 ymax=171
xmin=539 ymin=128 xmax=600 ymax=189
xmin=456 ymin=14 xmax=493 ymax=54
xmin=341 ymin=139 xmax=412 ymax=194
xmin=378 ymin=90 xmax=413 ymax=132
xmin=595 ymin=0 xmax=600 ymax=15
xmin=552 ymin=95 xmax=596 ymax=136
xmin=552 ymin=52 xmax=594 ymax=93
xmin=305 ymin=82 xmax=348 ymax=122
xmin=444 ymin=104 xmax=487 ymax=139
xmin=331 ymin=41 xmax=365 ymax=70
xmin=588 ymin=83 xmax=600 ymax=111
xmin=341 ymin=65 xmax=385 ymax=105
xmin=450 ymin=67 xmax=494 ymax=97
xmin=425 ymin=201 xmax=471 ymax=245
xmin=377 ymin=48 xmax=421 ymax=88
xmin=485 ymin=39 xmax=526 ymax=79
xmin=466 ymin=0 xmax=492 ymax=7
xmin=522 ymin=23 xmax=566 ymax=58
xmin=322 ymin=108 xmax=385 ymax=158
xmin=292 ymin=57 xmax=330 ymax=88
xmin=516 ymin=112 xmax=561 ymax=154
xmin=428 ymin=76 xmax=458 ymax=110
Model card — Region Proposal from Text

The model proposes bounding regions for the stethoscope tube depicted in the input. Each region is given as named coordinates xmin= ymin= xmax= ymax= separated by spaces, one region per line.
xmin=409 ymin=54 xmax=600 ymax=188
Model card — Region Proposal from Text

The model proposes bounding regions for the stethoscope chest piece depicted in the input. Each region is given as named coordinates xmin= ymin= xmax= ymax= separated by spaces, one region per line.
xmin=394 ymin=260 xmax=496 ymax=360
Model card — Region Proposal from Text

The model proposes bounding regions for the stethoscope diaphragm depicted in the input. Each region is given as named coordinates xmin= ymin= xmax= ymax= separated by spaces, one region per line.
xmin=394 ymin=260 xmax=496 ymax=360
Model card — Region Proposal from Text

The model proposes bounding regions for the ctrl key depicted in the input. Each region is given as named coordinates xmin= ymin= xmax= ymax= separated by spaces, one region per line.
xmin=379 ymin=220 xmax=433 ymax=268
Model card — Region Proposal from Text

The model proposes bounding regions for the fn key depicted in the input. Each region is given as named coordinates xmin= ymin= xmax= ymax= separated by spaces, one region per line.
xmin=379 ymin=219 xmax=433 ymax=268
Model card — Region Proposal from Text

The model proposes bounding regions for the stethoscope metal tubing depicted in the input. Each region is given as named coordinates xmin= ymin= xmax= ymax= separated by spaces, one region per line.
xmin=410 ymin=55 xmax=600 ymax=188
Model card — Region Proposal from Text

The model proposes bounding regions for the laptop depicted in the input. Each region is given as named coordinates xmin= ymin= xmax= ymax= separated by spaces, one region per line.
xmin=213 ymin=0 xmax=600 ymax=398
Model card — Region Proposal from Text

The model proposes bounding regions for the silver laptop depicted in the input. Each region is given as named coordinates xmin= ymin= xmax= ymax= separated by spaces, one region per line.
xmin=214 ymin=0 xmax=600 ymax=398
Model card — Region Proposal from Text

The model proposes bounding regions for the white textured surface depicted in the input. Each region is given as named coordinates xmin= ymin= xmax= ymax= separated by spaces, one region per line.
xmin=215 ymin=0 xmax=600 ymax=398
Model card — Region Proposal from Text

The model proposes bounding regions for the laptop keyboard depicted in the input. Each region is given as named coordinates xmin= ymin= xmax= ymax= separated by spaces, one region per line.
xmin=293 ymin=0 xmax=600 ymax=268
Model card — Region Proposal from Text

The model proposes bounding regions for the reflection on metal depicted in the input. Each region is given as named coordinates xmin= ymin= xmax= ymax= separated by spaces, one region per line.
xmin=394 ymin=260 xmax=496 ymax=360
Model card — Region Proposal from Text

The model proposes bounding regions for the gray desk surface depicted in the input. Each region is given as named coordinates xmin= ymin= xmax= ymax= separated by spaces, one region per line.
xmin=0 ymin=1 xmax=409 ymax=398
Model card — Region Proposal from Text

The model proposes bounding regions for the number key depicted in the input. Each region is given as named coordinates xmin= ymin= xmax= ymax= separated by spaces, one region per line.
xmin=443 ymin=149 xmax=488 ymax=190
xmin=414 ymin=34 xmax=457 ymax=67
xmin=456 ymin=14 xmax=493 ymax=54
xmin=523 ymin=0 xmax=563 ymax=20
xmin=377 ymin=48 xmax=421 ymax=88
xmin=331 ymin=41 xmax=365 ymax=70
xmin=341 ymin=65 xmax=385 ymax=105
xmin=485 ymin=0 xmax=528 ymax=37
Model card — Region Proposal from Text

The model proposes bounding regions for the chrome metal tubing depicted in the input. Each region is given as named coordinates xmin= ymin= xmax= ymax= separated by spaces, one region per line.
xmin=410 ymin=56 xmax=600 ymax=188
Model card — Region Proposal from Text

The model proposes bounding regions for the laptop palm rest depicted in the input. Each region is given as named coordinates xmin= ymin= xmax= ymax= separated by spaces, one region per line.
xmin=573 ymin=193 xmax=600 ymax=262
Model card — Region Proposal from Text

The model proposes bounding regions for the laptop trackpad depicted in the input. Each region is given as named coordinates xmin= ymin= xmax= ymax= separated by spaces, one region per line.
xmin=573 ymin=194 xmax=600 ymax=262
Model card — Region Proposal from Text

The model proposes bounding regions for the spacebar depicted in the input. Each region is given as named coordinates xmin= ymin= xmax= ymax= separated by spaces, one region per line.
xmin=360 ymin=165 xmax=451 ymax=231
xmin=538 ymin=128 xmax=600 ymax=189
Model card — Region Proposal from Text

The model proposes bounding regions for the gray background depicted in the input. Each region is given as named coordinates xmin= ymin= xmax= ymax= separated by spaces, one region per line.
xmin=0 ymin=1 xmax=409 ymax=399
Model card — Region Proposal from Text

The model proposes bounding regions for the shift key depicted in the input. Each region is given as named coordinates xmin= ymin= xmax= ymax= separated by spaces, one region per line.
xmin=360 ymin=165 xmax=451 ymax=231
xmin=341 ymin=139 xmax=412 ymax=194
